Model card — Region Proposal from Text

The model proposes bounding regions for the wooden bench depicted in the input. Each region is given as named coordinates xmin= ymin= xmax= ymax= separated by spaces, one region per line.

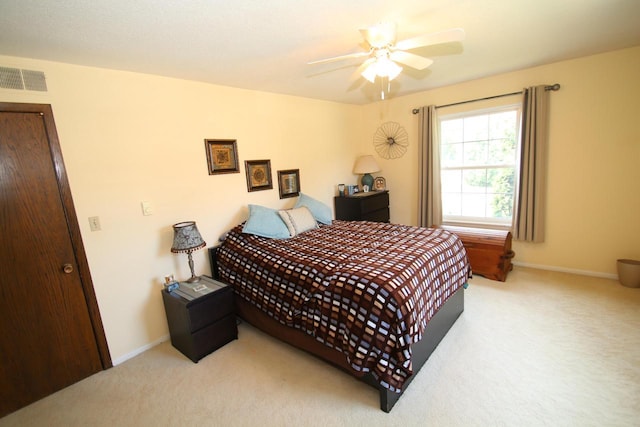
xmin=439 ymin=225 xmax=515 ymax=282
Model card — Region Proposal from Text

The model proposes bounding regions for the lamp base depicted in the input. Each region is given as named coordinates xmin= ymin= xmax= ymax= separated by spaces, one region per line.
xmin=361 ymin=173 xmax=374 ymax=191
xmin=186 ymin=251 xmax=200 ymax=283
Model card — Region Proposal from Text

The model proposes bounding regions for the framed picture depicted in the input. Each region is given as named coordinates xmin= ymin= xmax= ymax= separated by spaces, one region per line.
xmin=374 ymin=176 xmax=386 ymax=191
xmin=245 ymin=160 xmax=273 ymax=192
xmin=277 ymin=169 xmax=300 ymax=199
xmin=205 ymin=139 xmax=239 ymax=175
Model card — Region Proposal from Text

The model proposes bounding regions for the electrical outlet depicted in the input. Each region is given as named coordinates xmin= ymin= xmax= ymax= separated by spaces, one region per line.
xmin=88 ymin=216 xmax=101 ymax=231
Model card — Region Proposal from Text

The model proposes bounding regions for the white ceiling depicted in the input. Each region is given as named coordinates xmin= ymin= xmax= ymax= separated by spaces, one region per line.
xmin=1 ymin=0 xmax=639 ymax=104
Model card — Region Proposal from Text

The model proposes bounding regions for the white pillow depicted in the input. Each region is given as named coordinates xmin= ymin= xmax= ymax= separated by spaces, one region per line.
xmin=278 ymin=206 xmax=318 ymax=237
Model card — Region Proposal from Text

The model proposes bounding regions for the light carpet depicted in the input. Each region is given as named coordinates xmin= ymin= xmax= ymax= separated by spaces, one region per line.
xmin=1 ymin=267 xmax=639 ymax=426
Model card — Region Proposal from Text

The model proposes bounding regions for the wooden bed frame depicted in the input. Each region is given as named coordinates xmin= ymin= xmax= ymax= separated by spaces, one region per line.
xmin=209 ymin=246 xmax=464 ymax=412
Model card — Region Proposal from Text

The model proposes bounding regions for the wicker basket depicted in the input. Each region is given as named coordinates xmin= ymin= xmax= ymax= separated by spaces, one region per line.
xmin=617 ymin=259 xmax=640 ymax=288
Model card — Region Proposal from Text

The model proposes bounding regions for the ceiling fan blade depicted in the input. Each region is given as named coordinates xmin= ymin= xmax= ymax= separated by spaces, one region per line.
xmin=395 ymin=28 xmax=465 ymax=51
xmin=307 ymin=51 xmax=370 ymax=65
xmin=360 ymin=22 xmax=397 ymax=48
xmin=389 ymin=51 xmax=434 ymax=70
xmin=356 ymin=58 xmax=376 ymax=73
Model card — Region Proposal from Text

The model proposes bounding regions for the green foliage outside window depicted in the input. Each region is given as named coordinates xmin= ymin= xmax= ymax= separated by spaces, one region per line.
xmin=440 ymin=109 xmax=519 ymax=222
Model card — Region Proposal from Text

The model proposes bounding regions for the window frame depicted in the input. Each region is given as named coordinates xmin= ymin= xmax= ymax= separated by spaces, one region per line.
xmin=438 ymin=103 xmax=522 ymax=229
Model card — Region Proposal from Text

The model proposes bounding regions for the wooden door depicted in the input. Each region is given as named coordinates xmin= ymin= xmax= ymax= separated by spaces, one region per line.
xmin=0 ymin=103 xmax=111 ymax=417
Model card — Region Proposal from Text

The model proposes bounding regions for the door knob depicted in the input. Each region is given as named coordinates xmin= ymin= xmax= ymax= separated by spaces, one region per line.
xmin=63 ymin=264 xmax=74 ymax=274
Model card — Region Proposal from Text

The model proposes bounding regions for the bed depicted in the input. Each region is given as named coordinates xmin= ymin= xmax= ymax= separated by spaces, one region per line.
xmin=209 ymin=210 xmax=470 ymax=412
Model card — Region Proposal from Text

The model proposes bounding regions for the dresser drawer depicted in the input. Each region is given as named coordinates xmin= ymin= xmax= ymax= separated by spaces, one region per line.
xmin=192 ymin=314 xmax=238 ymax=360
xmin=359 ymin=192 xmax=389 ymax=214
xmin=187 ymin=286 xmax=234 ymax=332
xmin=361 ymin=207 xmax=390 ymax=222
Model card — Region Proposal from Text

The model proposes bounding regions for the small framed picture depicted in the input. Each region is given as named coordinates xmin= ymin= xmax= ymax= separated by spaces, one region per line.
xmin=245 ymin=160 xmax=273 ymax=192
xmin=277 ymin=169 xmax=300 ymax=199
xmin=374 ymin=176 xmax=386 ymax=191
xmin=205 ymin=139 xmax=239 ymax=175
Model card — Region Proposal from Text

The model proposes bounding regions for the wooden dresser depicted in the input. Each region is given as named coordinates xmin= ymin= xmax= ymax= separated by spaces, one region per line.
xmin=334 ymin=191 xmax=389 ymax=222
xmin=161 ymin=276 xmax=237 ymax=362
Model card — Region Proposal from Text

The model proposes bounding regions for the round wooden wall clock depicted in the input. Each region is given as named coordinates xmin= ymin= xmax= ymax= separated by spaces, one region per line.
xmin=373 ymin=121 xmax=408 ymax=159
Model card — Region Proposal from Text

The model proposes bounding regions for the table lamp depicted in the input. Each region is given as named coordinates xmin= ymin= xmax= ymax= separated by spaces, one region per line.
xmin=171 ymin=221 xmax=206 ymax=283
xmin=353 ymin=155 xmax=380 ymax=190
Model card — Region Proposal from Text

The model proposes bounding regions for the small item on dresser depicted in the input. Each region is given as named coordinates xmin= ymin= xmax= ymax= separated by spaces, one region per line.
xmin=338 ymin=184 xmax=345 ymax=196
xmin=164 ymin=274 xmax=179 ymax=292
xmin=173 ymin=280 xmax=215 ymax=300
xmin=374 ymin=176 xmax=386 ymax=191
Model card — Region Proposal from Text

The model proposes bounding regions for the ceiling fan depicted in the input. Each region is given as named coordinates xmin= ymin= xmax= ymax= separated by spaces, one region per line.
xmin=308 ymin=22 xmax=465 ymax=86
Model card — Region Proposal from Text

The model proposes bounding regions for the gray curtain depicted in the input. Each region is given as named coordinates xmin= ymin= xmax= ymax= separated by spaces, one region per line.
xmin=418 ymin=105 xmax=442 ymax=227
xmin=513 ymin=85 xmax=550 ymax=242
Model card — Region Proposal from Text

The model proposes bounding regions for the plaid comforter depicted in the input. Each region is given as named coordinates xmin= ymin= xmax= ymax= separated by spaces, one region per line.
xmin=217 ymin=220 xmax=470 ymax=391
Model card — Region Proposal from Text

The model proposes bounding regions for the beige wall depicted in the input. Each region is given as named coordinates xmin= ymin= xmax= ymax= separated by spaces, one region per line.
xmin=0 ymin=55 xmax=362 ymax=362
xmin=361 ymin=46 xmax=640 ymax=277
xmin=2 ymin=45 xmax=638 ymax=363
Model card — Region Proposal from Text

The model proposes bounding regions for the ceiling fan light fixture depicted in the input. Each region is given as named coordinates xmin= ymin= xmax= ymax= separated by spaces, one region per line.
xmin=384 ymin=59 xmax=403 ymax=80
xmin=361 ymin=63 xmax=378 ymax=83
xmin=361 ymin=56 xmax=402 ymax=83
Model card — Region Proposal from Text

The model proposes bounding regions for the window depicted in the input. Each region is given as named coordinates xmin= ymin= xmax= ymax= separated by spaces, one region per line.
xmin=439 ymin=105 xmax=521 ymax=227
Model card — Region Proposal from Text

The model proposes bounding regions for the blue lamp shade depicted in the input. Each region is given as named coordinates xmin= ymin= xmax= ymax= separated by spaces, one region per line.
xmin=353 ymin=155 xmax=380 ymax=190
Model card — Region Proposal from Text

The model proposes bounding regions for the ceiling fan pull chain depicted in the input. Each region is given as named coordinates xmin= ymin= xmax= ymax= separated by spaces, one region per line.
xmin=379 ymin=77 xmax=391 ymax=100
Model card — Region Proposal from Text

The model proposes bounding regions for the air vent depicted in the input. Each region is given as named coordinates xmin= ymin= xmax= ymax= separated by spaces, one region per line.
xmin=0 ymin=67 xmax=23 ymax=89
xmin=0 ymin=67 xmax=48 ymax=92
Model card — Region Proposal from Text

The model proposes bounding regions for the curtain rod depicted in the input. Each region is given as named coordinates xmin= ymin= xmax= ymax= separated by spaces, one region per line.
xmin=411 ymin=83 xmax=560 ymax=114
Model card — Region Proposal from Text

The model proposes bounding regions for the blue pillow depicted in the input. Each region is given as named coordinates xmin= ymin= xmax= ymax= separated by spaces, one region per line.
xmin=242 ymin=204 xmax=290 ymax=239
xmin=294 ymin=193 xmax=332 ymax=225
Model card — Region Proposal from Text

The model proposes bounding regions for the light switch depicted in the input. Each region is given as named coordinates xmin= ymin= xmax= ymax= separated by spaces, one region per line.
xmin=88 ymin=216 xmax=101 ymax=231
xmin=141 ymin=201 xmax=153 ymax=216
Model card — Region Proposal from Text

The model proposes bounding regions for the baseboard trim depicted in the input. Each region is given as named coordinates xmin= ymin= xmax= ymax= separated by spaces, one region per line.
xmin=513 ymin=261 xmax=618 ymax=280
xmin=112 ymin=334 xmax=170 ymax=366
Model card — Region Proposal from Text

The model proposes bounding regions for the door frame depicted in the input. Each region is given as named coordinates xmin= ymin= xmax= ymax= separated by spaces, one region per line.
xmin=1 ymin=102 xmax=112 ymax=369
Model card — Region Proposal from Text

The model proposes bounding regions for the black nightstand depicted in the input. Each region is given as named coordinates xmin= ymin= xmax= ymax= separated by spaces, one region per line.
xmin=334 ymin=190 xmax=390 ymax=222
xmin=161 ymin=276 xmax=237 ymax=362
